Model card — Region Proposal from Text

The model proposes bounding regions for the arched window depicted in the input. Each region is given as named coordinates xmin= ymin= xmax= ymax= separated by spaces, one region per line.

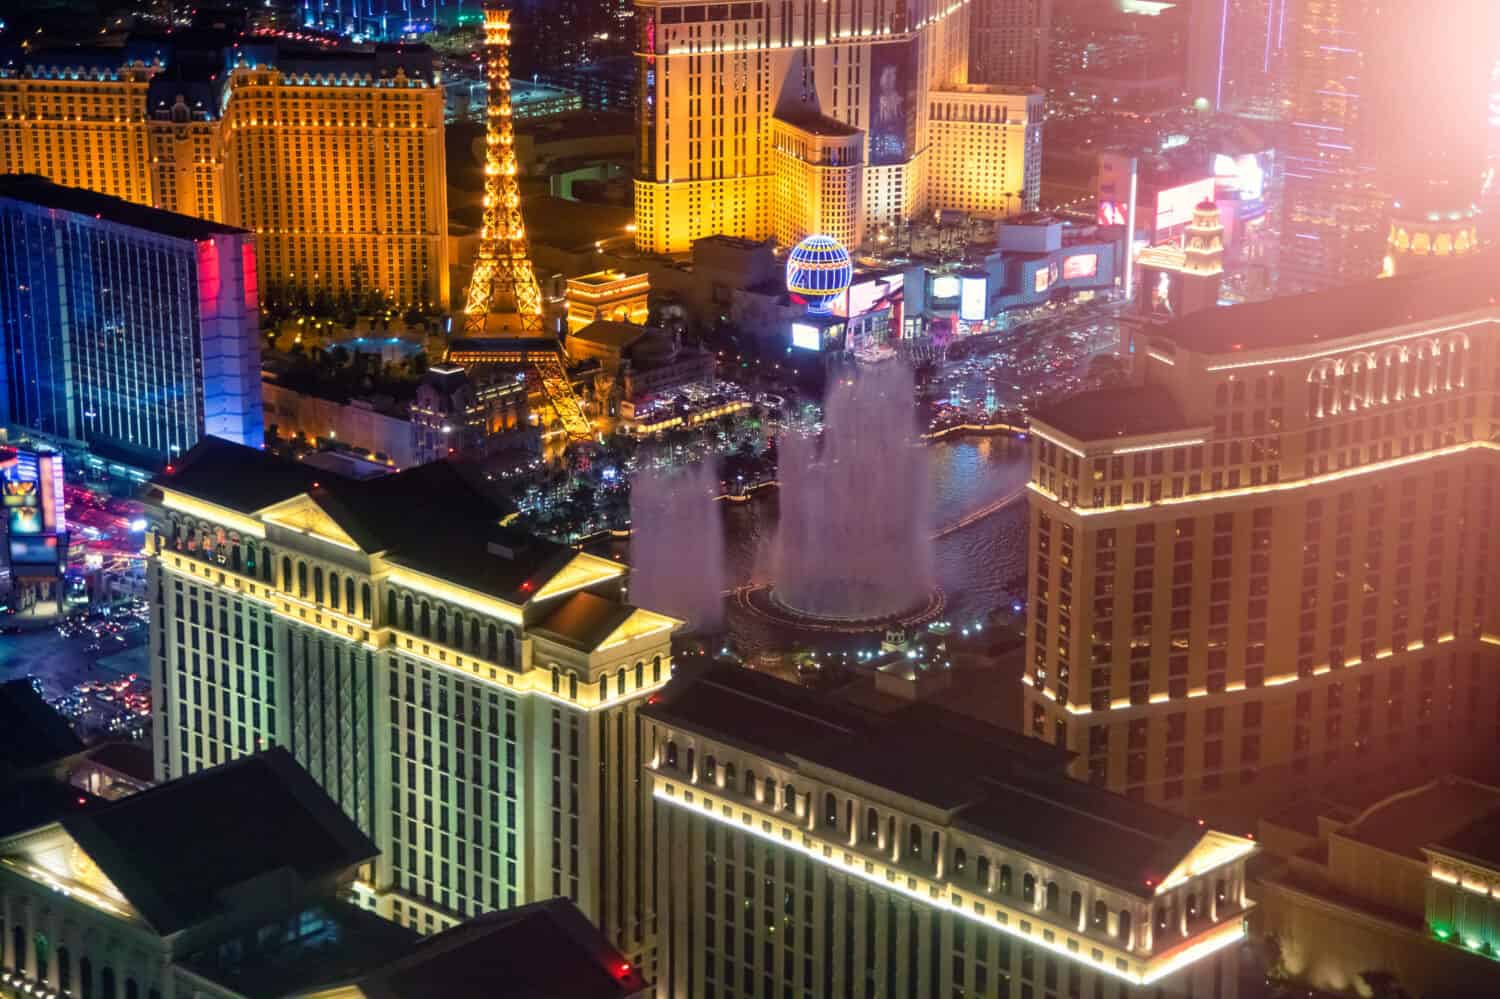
xmin=782 ymin=783 xmax=797 ymax=811
xmin=1092 ymin=900 xmax=1108 ymax=929
xmin=403 ymin=595 xmax=414 ymax=632
xmin=568 ymin=673 xmax=578 ymax=699
xmin=282 ymin=557 xmax=293 ymax=590
xmin=953 ymin=848 xmax=967 ymax=873
xmin=419 ymin=602 xmax=431 ymax=637
xmin=653 ymin=654 xmax=662 ymax=681
xmin=744 ymin=768 xmax=757 ymax=797
xmin=230 ymin=544 xmax=242 ymax=573
xmin=866 ymin=807 xmax=880 ymax=843
xmin=328 ymin=572 xmax=340 ymax=609
xmin=724 ymin=761 xmax=737 ymax=787
xmin=1215 ymin=878 xmax=1227 ymax=905
xmin=1186 ymin=892 xmax=1199 ymax=919
xmin=57 ymin=947 xmax=71 ymax=993
xmin=1069 ymin=890 xmax=1082 ymax=922
xmin=551 ymin=666 xmax=560 ymax=693
xmin=665 ymin=741 xmax=679 ymax=767
xmin=1000 ymin=864 xmax=1013 ymax=894
xmin=704 ymin=754 xmax=717 ymax=781
xmin=616 ymin=667 xmax=626 ymax=696
xmin=1118 ymin=909 xmax=1133 ymax=942
xmin=386 ymin=589 xmax=397 ymax=625
xmin=1023 ymin=873 xmax=1036 ymax=903
xmin=102 ymin=967 xmax=117 ymax=999
xmin=80 ymin=957 xmax=94 ymax=999
xmin=977 ymin=856 xmax=990 ymax=887
xmin=824 ymin=792 xmax=838 ymax=828
xmin=33 ymin=931 xmax=47 ymax=979
xmin=635 ymin=660 xmax=644 ymax=687
xmin=505 ymin=629 xmax=516 ymax=665
xmin=764 ymin=775 xmax=776 ymax=803
xmin=12 ymin=925 xmax=24 ymax=973
xmin=909 ymin=824 xmax=923 ymax=856
xmin=361 ymin=582 xmax=371 ymax=619
xmin=452 ymin=612 xmax=465 ymax=650
xmin=470 ymin=618 xmax=480 ymax=651
xmin=262 ymin=547 xmax=273 ymax=582
xmin=1046 ymin=881 xmax=1060 ymax=911
xmin=313 ymin=566 xmax=323 ymax=604
xmin=346 ymin=577 xmax=356 ymax=612
xmin=437 ymin=607 xmax=448 ymax=645
xmin=488 ymin=625 xmax=499 ymax=661
xmin=297 ymin=562 xmax=308 ymax=598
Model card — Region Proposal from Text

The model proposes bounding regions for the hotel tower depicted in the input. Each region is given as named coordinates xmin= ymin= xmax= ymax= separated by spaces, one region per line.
xmin=1024 ymin=256 xmax=1500 ymax=819
xmin=631 ymin=0 xmax=1043 ymax=254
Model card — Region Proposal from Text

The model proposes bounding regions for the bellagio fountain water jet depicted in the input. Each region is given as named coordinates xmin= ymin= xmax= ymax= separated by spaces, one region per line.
xmin=764 ymin=362 xmax=939 ymax=625
xmin=630 ymin=460 xmax=727 ymax=633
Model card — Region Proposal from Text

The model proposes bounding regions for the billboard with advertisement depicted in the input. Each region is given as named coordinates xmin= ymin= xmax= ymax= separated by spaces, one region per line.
xmin=9 ymin=536 xmax=59 ymax=565
xmin=1154 ymin=177 xmax=1215 ymax=236
xmin=1213 ymin=152 xmax=1267 ymax=201
xmin=2 ymin=451 xmax=62 ymax=536
xmin=1063 ymin=253 xmax=1098 ymax=280
xmin=869 ymin=41 xmax=917 ymax=166
xmin=959 ymin=276 xmax=987 ymax=321
xmin=1146 ymin=267 xmax=1178 ymax=317
xmin=1033 ymin=265 xmax=1052 ymax=294
xmin=790 ymin=323 xmax=822 ymax=351
xmin=931 ymin=274 xmax=960 ymax=300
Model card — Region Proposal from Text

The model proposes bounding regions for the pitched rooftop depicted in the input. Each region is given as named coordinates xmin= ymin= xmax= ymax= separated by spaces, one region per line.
xmin=1031 ymin=384 xmax=1188 ymax=442
xmin=644 ymin=666 xmax=1206 ymax=896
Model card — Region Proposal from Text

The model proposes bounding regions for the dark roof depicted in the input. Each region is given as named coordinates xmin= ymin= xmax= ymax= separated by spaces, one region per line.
xmin=0 ymin=678 xmax=84 ymax=774
xmin=1159 ymin=250 xmax=1500 ymax=355
xmin=354 ymin=898 xmax=648 ymax=999
xmin=86 ymin=741 xmax=155 ymax=784
xmin=0 ymin=778 xmax=95 ymax=839
xmin=1031 ymin=385 xmax=1188 ymax=442
xmin=774 ymin=107 xmax=861 ymax=138
xmin=0 ymin=174 xmax=246 ymax=240
xmin=181 ymin=899 xmax=419 ymax=998
xmin=62 ymin=747 xmax=375 ymax=935
xmin=157 ymin=436 xmax=322 ymax=511
xmin=1432 ymin=808 xmax=1500 ymax=870
xmin=532 ymin=592 xmax=635 ymax=652
xmin=644 ymin=666 xmax=1202 ymax=895
xmin=1341 ymin=777 xmax=1500 ymax=862
xmin=570 ymin=321 xmax=648 ymax=351
xmin=157 ymin=438 xmax=570 ymax=605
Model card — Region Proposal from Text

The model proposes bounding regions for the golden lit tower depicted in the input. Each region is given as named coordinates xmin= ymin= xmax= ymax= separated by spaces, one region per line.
xmin=464 ymin=4 xmax=545 ymax=337
xmin=453 ymin=3 xmax=593 ymax=441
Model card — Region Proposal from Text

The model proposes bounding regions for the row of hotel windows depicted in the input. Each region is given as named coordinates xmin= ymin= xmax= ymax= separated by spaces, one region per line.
xmin=660 ymin=744 xmax=1147 ymax=946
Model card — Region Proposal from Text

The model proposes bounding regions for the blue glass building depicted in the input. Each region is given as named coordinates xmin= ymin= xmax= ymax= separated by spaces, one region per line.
xmin=0 ymin=175 xmax=264 ymax=470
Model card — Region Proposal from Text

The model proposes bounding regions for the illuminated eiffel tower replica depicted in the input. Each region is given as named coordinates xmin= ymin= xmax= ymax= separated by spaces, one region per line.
xmin=447 ymin=2 xmax=592 ymax=441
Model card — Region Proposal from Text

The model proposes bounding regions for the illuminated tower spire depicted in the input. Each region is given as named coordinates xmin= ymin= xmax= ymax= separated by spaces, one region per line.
xmin=463 ymin=3 xmax=545 ymax=337
xmin=455 ymin=3 xmax=592 ymax=441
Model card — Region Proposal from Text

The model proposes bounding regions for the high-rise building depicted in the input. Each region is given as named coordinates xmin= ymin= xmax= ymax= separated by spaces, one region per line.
xmin=970 ymin=0 xmax=1050 ymax=88
xmin=1023 ymin=254 xmax=1500 ymax=819
xmin=142 ymin=438 xmax=680 ymax=957
xmin=0 ymin=39 xmax=449 ymax=308
xmin=1278 ymin=0 xmax=1383 ymax=294
xmin=632 ymin=0 xmax=1042 ymax=255
xmin=1186 ymin=0 xmax=1291 ymax=117
xmin=0 ymin=175 xmax=263 ymax=468
xmin=643 ymin=665 xmax=1257 ymax=999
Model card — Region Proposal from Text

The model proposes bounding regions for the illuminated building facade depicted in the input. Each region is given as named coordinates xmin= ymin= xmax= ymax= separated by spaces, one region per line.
xmin=643 ymin=665 xmax=1256 ymax=999
xmin=0 ymin=41 xmax=449 ymax=308
xmin=1255 ymin=776 xmax=1500 ymax=997
xmin=143 ymin=438 xmax=680 ymax=956
xmin=565 ymin=270 xmax=652 ymax=333
xmin=1023 ymin=256 xmax=1500 ymax=818
xmin=633 ymin=0 xmax=1039 ymax=255
xmin=1186 ymin=0 xmax=1291 ymax=116
xmin=927 ymin=86 xmax=1043 ymax=221
xmin=0 ymin=176 xmax=263 ymax=469
xmin=1279 ymin=0 xmax=1383 ymax=294
xmin=969 ymin=0 xmax=1050 ymax=87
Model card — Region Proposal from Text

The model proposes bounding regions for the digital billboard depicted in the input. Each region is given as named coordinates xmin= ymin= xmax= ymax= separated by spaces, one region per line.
xmin=1063 ymin=253 xmax=1098 ymax=280
xmin=790 ymin=323 xmax=822 ymax=351
xmin=9 ymin=536 xmax=59 ymax=565
xmin=1147 ymin=268 xmax=1177 ymax=317
xmin=1 ymin=451 xmax=60 ymax=536
xmin=869 ymin=41 xmax=917 ymax=166
xmin=1213 ymin=153 xmax=1266 ymax=201
xmin=1154 ymin=177 xmax=1215 ymax=235
xmin=959 ymin=276 xmax=987 ymax=321
xmin=1033 ymin=266 xmax=1052 ymax=294
xmin=931 ymin=274 xmax=960 ymax=300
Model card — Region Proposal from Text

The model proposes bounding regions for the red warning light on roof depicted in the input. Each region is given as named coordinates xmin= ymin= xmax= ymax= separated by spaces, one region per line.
xmin=616 ymin=961 xmax=632 ymax=978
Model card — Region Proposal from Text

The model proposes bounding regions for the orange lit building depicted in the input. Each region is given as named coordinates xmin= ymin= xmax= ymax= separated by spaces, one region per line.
xmin=0 ymin=42 xmax=449 ymax=308
xmin=1022 ymin=255 xmax=1500 ymax=822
